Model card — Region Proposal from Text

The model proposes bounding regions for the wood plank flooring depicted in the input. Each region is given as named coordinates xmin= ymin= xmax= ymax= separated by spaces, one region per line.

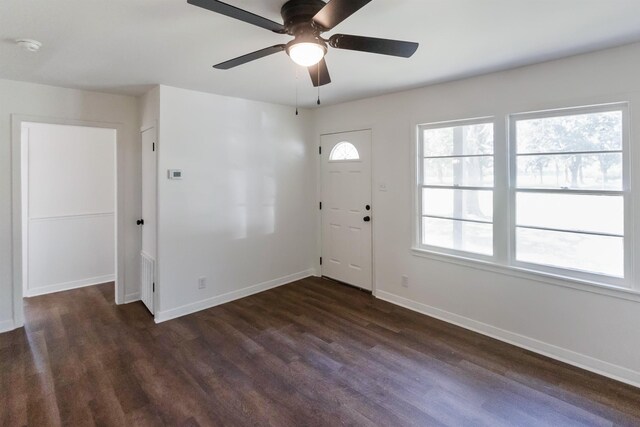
xmin=1 ymin=277 xmax=639 ymax=426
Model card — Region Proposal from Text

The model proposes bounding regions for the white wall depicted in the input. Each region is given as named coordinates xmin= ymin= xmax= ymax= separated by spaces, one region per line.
xmin=153 ymin=85 xmax=316 ymax=321
xmin=22 ymin=122 xmax=116 ymax=296
xmin=0 ymin=79 xmax=140 ymax=332
xmin=140 ymin=86 xmax=159 ymax=131
xmin=314 ymin=42 xmax=640 ymax=386
xmin=3 ymin=42 xmax=639 ymax=388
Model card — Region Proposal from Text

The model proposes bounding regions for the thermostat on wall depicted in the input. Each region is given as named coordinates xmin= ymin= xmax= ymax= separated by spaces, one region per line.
xmin=168 ymin=169 xmax=183 ymax=180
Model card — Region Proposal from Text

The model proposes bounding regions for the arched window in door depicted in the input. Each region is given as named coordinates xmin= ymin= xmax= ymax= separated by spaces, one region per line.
xmin=329 ymin=141 xmax=360 ymax=161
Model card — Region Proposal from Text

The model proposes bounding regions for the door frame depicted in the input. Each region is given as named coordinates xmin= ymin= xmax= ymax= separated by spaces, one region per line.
xmin=11 ymin=114 xmax=125 ymax=329
xmin=318 ymin=127 xmax=376 ymax=294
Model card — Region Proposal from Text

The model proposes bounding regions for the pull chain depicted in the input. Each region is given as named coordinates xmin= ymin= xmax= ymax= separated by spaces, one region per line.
xmin=317 ymin=63 xmax=321 ymax=105
xmin=295 ymin=66 xmax=299 ymax=116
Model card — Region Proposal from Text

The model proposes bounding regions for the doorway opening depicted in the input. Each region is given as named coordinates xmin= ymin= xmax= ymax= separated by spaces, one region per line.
xmin=11 ymin=116 xmax=122 ymax=329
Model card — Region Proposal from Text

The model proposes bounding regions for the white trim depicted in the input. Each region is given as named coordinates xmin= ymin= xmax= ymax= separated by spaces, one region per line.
xmin=417 ymin=116 xmax=496 ymax=129
xmin=24 ymin=275 xmax=116 ymax=298
xmin=319 ymin=127 xmax=373 ymax=136
xmin=140 ymin=123 xmax=156 ymax=133
xmin=29 ymin=212 xmax=115 ymax=222
xmin=510 ymin=101 xmax=630 ymax=121
xmin=517 ymin=149 xmax=622 ymax=157
xmin=315 ymin=133 xmax=322 ymax=278
xmin=21 ymin=128 xmax=30 ymax=298
xmin=154 ymin=269 xmax=315 ymax=323
xmin=411 ymin=247 xmax=640 ymax=302
xmin=124 ymin=292 xmax=141 ymax=303
xmin=515 ymin=188 xmax=623 ymax=195
xmin=0 ymin=319 xmax=15 ymax=334
xmin=376 ymin=290 xmax=640 ymax=388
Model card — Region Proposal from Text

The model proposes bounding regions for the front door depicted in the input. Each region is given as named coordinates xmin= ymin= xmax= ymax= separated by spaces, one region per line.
xmin=321 ymin=130 xmax=372 ymax=290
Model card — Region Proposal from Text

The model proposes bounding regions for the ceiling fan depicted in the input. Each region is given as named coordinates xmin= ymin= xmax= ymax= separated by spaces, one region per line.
xmin=187 ymin=0 xmax=419 ymax=87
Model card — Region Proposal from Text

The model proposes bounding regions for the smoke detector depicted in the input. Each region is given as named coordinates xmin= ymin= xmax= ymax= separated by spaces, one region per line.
xmin=15 ymin=39 xmax=42 ymax=52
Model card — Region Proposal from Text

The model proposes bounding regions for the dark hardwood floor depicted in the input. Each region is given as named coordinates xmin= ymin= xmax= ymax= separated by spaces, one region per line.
xmin=1 ymin=277 xmax=639 ymax=426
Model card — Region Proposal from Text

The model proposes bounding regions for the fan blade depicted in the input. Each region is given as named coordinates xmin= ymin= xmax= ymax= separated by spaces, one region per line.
xmin=214 ymin=45 xmax=286 ymax=69
xmin=308 ymin=58 xmax=331 ymax=87
xmin=313 ymin=0 xmax=371 ymax=30
xmin=329 ymin=34 xmax=418 ymax=58
xmin=188 ymin=0 xmax=285 ymax=33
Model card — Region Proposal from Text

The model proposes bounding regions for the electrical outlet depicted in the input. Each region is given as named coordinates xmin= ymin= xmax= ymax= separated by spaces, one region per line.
xmin=401 ymin=275 xmax=409 ymax=288
xmin=198 ymin=277 xmax=207 ymax=289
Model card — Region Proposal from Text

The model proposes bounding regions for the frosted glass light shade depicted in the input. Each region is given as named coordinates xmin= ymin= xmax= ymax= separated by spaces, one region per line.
xmin=288 ymin=42 xmax=325 ymax=67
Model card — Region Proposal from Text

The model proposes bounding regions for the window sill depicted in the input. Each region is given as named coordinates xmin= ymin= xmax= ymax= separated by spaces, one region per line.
xmin=410 ymin=247 xmax=640 ymax=303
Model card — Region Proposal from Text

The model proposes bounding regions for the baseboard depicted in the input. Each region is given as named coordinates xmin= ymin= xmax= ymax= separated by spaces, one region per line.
xmin=0 ymin=319 xmax=15 ymax=334
xmin=376 ymin=290 xmax=640 ymax=389
xmin=154 ymin=269 xmax=315 ymax=323
xmin=124 ymin=292 xmax=141 ymax=303
xmin=24 ymin=274 xmax=116 ymax=297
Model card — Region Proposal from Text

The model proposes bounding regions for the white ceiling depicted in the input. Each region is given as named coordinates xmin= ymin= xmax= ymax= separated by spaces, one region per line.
xmin=2 ymin=0 xmax=640 ymax=108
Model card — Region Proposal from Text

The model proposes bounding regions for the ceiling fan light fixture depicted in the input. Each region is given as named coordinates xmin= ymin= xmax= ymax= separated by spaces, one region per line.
xmin=191 ymin=0 xmax=419 ymax=87
xmin=287 ymin=42 xmax=326 ymax=67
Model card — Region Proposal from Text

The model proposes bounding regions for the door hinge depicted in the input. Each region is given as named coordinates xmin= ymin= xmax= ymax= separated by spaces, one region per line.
xmin=152 ymin=142 xmax=155 ymax=151
xmin=152 ymin=282 xmax=155 ymax=292
xmin=319 ymin=201 xmax=322 ymax=210
xmin=320 ymin=257 xmax=322 ymax=265
xmin=319 ymin=146 xmax=321 ymax=155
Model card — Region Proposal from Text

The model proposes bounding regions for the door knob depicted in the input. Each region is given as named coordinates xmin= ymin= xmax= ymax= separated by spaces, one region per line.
xmin=136 ymin=219 xmax=144 ymax=225
xmin=363 ymin=216 xmax=371 ymax=222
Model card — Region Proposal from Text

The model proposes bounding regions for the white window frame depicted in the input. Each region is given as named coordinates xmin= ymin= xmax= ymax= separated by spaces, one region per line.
xmin=412 ymin=103 xmax=635 ymax=295
xmin=415 ymin=117 xmax=496 ymax=261
xmin=508 ymin=103 xmax=632 ymax=288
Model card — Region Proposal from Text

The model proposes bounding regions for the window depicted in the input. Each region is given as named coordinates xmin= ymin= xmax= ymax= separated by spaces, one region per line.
xmin=417 ymin=119 xmax=494 ymax=256
xmin=415 ymin=103 xmax=630 ymax=289
xmin=512 ymin=106 xmax=628 ymax=281
xmin=330 ymin=141 xmax=360 ymax=161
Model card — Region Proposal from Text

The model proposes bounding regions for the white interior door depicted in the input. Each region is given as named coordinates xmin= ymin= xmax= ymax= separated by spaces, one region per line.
xmin=140 ymin=127 xmax=157 ymax=314
xmin=321 ymin=130 xmax=372 ymax=290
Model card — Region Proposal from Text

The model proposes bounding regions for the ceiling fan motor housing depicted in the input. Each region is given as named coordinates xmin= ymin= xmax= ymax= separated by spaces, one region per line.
xmin=281 ymin=0 xmax=327 ymax=34
xmin=281 ymin=0 xmax=328 ymax=60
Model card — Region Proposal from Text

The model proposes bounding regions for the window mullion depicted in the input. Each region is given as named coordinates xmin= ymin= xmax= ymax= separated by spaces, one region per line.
xmin=452 ymin=127 xmax=464 ymax=250
xmin=493 ymin=114 xmax=510 ymax=265
xmin=515 ymin=188 xmax=623 ymax=196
